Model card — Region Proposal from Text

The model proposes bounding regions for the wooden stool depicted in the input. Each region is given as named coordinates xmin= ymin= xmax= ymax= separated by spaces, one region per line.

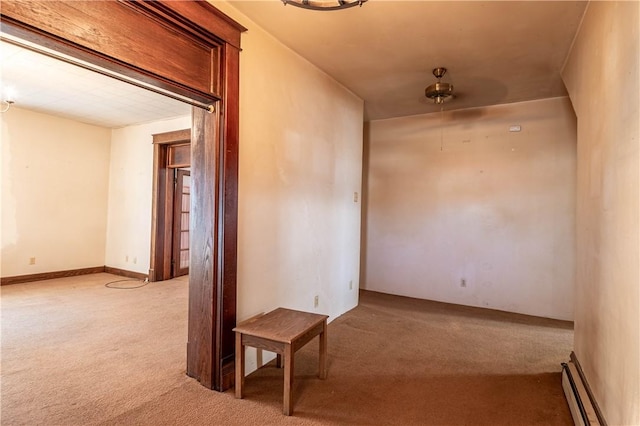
xmin=233 ymin=308 xmax=328 ymax=415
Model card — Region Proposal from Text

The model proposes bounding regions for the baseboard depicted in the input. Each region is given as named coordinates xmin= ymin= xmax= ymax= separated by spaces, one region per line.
xmin=1 ymin=266 xmax=149 ymax=285
xmin=1 ymin=266 xmax=106 ymax=286
xmin=562 ymin=352 xmax=607 ymax=426
xmin=104 ymin=266 xmax=148 ymax=281
xmin=220 ymin=354 xmax=236 ymax=392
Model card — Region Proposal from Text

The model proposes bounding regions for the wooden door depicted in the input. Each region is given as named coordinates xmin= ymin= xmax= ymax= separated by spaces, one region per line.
xmin=172 ymin=169 xmax=190 ymax=277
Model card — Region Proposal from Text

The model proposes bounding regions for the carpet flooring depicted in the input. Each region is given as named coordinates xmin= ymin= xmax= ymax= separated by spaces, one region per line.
xmin=0 ymin=273 xmax=573 ymax=425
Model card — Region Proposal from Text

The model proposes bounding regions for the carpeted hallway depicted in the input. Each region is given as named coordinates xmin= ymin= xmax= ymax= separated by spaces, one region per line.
xmin=1 ymin=273 xmax=573 ymax=425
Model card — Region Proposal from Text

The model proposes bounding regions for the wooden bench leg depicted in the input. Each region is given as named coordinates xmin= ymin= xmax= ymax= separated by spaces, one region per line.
xmin=276 ymin=353 xmax=283 ymax=368
xmin=319 ymin=320 xmax=327 ymax=379
xmin=283 ymin=343 xmax=294 ymax=415
xmin=235 ymin=332 xmax=244 ymax=399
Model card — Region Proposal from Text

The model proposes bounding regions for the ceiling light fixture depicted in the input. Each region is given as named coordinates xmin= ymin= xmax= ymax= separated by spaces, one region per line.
xmin=1 ymin=99 xmax=14 ymax=113
xmin=281 ymin=0 xmax=367 ymax=11
xmin=425 ymin=67 xmax=454 ymax=104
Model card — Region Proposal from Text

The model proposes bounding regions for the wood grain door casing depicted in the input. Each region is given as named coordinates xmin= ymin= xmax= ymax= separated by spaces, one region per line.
xmin=0 ymin=0 xmax=246 ymax=392
xmin=150 ymin=130 xmax=191 ymax=283
xmin=0 ymin=1 xmax=223 ymax=102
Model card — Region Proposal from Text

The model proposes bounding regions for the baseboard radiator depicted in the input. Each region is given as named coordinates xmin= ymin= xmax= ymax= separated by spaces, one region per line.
xmin=561 ymin=352 xmax=606 ymax=426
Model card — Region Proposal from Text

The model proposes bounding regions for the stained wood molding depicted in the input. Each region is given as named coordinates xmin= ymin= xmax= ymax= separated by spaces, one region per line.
xmin=150 ymin=129 xmax=191 ymax=283
xmin=1 ymin=266 xmax=149 ymax=285
xmin=104 ymin=267 xmax=148 ymax=281
xmin=0 ymin=1 xmax=227 ymax=102
xmin=1 ymin=267 xmax=105 ymax=286
xmin=153 ymin=129 xmax=191 ymax=145
xmin=1 ymin=0 xmax=244 ymax=392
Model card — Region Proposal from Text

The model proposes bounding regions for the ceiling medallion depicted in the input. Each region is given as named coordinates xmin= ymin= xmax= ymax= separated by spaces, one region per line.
xmin=425 ymin=67 xmax=454 ymax=104
xmin=281 ymin=0 xmax=367 ymax=11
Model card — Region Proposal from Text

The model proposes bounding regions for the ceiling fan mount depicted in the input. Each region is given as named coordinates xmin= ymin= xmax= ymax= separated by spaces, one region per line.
xmin=425 ymin=67 xmax=454 ymax=105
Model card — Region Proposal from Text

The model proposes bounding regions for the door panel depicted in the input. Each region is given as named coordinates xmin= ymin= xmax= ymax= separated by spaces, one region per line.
xmin=173 ymin=169 xmax=190 ymax=277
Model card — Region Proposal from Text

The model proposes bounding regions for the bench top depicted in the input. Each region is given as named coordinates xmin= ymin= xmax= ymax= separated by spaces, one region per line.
xmin=233 ymin=308 xmax=328 ymax=344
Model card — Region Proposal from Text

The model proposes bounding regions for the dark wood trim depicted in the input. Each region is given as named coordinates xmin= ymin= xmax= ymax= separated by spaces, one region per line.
xmin=168 ymin=144 xmax=190 ymax=168
xmin=153 ymin=129 xmax=191 ymax=145
xmin=0 ymin=1 xmax=223 ymax=103
xmin=104 ymin=267 xmax=148 ymax=281
xmin=1 ymin=266 xmax=147 ymax=285
xmin=1 ymin=0 xmax=244 ymax=393
xmin=186 ymin=42 xmax=242 ymax=391
xmin=1 ymin=266 xmax=105 ymax=286
xmin=172 ymin=169 xmax=190 ymax=277
xmin=137 ymin=1 xmax=246 ymax=49
xmin=187 ymin=106 xmax=220 ymax=389
xmin=219 ymin=43 xmax=242 ymax=390
xmin=150 ymin=130 xmax=190 ymax=283
xmin=151 ymin=134 xmax=175 ymax=283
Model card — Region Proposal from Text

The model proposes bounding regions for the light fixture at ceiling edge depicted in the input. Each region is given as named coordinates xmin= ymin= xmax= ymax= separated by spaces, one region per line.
xmin=1 ymin=99 xmax=14 ymax=113
xmin=281 ymin=0 xmax=367 ymax=11
xmin=425 ymin=67 xmax=454 ymax=104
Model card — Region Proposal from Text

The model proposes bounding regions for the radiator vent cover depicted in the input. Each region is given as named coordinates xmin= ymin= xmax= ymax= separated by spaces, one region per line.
xmin=561 ymin=356 xmax=604 ymax=426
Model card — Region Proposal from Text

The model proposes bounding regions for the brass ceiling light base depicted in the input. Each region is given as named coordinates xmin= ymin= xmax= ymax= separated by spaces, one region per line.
xmin=281 ymin=0 xmax=367 ymax=11
xmin=425 ymin=67 xmax=454 ymax=104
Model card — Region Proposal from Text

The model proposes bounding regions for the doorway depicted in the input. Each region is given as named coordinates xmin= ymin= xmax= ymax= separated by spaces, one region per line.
xmin=150 ymin=129 xmax=191 ymax=282
xmin=2 ymin=0 xmax=245 ymax=391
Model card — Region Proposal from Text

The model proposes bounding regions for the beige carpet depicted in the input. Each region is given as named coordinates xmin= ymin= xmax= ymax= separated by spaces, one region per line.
xmin=0 ymin=273 xmax=573 ymax=425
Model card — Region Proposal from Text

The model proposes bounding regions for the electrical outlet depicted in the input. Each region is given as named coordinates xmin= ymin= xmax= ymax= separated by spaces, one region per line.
xmin=126 ymin=255 xmax=129 ymax=262
xmin=29 ymin=257 xmax=36 ymax=265
xmin=461 ymin=279 xmax=467 ymax=288
xmin=349 ymin=280 xmax=353 ymax=290
xmin=353 ymin=192 xmax=359 ymax=203
xmin=133 ymin=257 xmax=137 ymax=264
xmin=314 ymin=295 xmax=319 ymax=308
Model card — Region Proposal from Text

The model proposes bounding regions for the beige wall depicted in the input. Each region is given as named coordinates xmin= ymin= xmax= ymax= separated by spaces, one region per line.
xmin=364 ymin=97 xmax=576 ymax=321
xmin=0 ymin=107 xmax=191 ymax=278
xmin=561 ymin=2 xmax=639 ymax=424
xmin=1 ymin=107 xmax=111 ymax=277
xmin=104 ymin=116 xmax=191 ymax=274
xmin=215 ymin=2 xmax=365 ymax=373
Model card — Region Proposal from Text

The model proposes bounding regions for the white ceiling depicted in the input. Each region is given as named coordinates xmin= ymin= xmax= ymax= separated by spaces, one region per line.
xmin=227 ymin=0 xmax=587 ymax=120
xmin=1 ymin=1 xmax=587 ymax=126
xmin=0 ymin=40 xmax=191 ymax=128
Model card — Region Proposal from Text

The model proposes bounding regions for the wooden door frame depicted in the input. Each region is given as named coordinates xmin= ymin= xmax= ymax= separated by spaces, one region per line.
xmin=150 ymin=129 xmax=191 ymax=283
xmin=0 ymin=0 xmax=245 ymax=392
